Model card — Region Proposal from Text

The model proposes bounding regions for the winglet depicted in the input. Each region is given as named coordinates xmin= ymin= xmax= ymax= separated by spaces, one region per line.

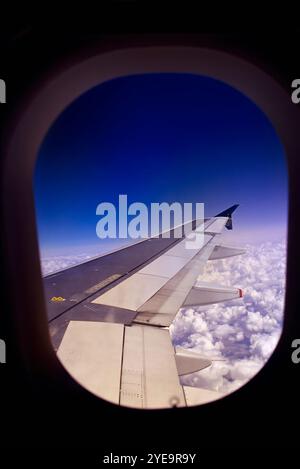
xmin=215 ymin=204 xmax=239 ymax=230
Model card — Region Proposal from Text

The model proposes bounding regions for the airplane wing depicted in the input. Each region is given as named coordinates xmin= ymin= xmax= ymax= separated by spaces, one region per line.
xmin=44 ymin=205 xmax=245 ymax=408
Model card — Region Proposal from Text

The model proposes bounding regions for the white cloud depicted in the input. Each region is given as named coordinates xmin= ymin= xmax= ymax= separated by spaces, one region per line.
xmin=170 ymin=240 xmax=286 ymax=395
xmin=41 ymin=254 xmax=94 ymax=276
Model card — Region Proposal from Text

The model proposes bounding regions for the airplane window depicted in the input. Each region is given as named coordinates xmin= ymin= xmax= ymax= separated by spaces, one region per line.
xmin=34 ymin=73 xmax=287 ymax=409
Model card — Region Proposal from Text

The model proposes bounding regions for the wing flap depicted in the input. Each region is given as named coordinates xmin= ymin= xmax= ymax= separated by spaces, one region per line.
xmin=91 ymin=272 xmax=167 ymax=311
xmin=120 ymin=325 xmax=185 ymax=409
xmin=57 ymin=321 xmax=186 ymax=409
xmin=57 ymin=321 xmax=124 ymax=404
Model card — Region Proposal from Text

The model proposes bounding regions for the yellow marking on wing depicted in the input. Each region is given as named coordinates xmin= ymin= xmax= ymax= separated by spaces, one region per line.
xmin=51 ymin=296 xmax=66 ymax=302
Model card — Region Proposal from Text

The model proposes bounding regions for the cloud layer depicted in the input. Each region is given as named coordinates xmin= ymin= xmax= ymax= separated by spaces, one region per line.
xmin=41 ymin=240 xmax=286 ymax=397
xmin=170 ymin=240 xmax=286 ymax=394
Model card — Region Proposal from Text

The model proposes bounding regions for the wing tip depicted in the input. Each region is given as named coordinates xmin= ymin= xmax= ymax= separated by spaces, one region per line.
xmin=215 ymin=204 xmax=240 ymax=230
xmin=215 ymin=204 xmax=240 ymax=218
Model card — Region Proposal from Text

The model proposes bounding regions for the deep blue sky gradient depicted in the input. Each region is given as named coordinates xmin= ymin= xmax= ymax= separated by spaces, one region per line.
xmin=34 ymin=73 xmax=288 ymax=255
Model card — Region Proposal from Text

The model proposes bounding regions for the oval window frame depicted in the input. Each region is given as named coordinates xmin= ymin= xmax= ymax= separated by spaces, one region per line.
xmin=2 ymin=44 xmax=298 ymax=404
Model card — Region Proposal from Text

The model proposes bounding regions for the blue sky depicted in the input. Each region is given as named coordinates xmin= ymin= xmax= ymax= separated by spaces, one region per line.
xmin=34 ymin=73 xmax=288 ymax=256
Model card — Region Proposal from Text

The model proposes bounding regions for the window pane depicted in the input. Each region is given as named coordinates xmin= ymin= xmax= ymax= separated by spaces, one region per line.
xmin=34 ymin=73 xmax=287 ymax=408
